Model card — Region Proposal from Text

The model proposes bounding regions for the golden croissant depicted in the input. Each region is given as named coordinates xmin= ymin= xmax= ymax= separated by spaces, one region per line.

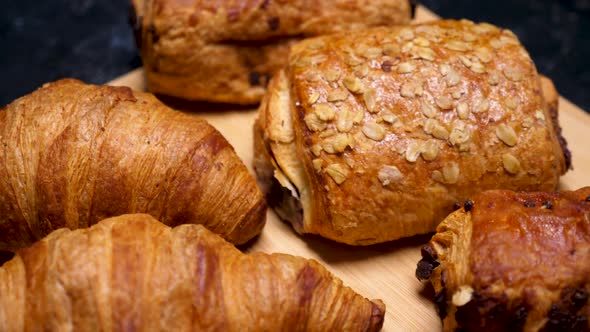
xmin=0 ymin=79 xmax=266 ymax=251
xmin=0 ymin=214 xmax=385 ymax=331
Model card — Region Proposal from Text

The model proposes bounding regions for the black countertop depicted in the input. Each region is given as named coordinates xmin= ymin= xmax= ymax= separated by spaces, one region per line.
xmin=2 ymin=0 xmax=590 ymax=112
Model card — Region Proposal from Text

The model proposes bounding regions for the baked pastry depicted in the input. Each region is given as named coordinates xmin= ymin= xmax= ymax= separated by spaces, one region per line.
xmin=130 ymin=0 xmax=412 ymax=104
xmin=416 ymin=187 xmax=590 ymax=331
xmin=253 ymin=20 xmax=570 ymax=245
xmin=0 ymin=214 xmax=385 ymax=331
xmin=0 ymin=79 xmax=265 ymax=251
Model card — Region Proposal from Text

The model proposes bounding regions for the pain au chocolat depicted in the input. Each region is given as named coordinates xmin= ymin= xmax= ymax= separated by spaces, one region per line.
xmin=253 ymin=20 xmax=570 ymax=245
xmin=417 ymin=187 xmax=590 ymax=331
xmin=130 ymin=0 xmax=412 ymax=104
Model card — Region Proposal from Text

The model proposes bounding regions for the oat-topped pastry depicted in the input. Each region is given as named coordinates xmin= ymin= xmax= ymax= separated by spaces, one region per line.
xmin=130 ymin=0 xmax=412 ymax=104
xmin=253 ymin=19 xmax=570 ymax=245
xmin=416 ymin=187 xmax=590 ymax=331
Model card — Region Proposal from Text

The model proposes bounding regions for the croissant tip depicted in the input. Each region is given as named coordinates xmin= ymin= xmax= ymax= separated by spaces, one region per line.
xmin=370 ymin=299 xmax=386 ymax=331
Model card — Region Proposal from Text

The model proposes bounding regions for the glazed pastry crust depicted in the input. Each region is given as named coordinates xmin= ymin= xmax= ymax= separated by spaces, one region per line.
xmin=0 ymin=214 xmax=385 ymax=331
xmin=0 ymin=79 xmax=266 ymax=251
xmin=131 ymin=0 xmax=411 ymax=104
xmin=254 ymin=19 xmax=569 ymax=245
xmin=417 ymin=187 xmax=590 ymax=332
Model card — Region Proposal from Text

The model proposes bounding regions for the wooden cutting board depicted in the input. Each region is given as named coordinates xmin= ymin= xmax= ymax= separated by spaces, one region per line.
xmin=108 ymin=6 xmax=590 ymax=331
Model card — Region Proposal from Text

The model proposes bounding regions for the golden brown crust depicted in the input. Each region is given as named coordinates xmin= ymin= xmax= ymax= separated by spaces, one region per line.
xmin=418 ymin=187 xmax=590 ymax=332
xmin=0 ymin=214 xmax=385 ymax=331
xmin=132 ymin=0 xmax=411 ymax=104
xmin=0 ymin=79 xmax=266 ymax=251
xmin=255 ymin=19 xmax=568 ymax=245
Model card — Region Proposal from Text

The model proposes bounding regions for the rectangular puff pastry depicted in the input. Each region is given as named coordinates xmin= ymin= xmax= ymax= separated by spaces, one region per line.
xmin=130 ymin=0 xmax=412 ymax=104
xmin=417 ymin=187 xmax=590 ymax=332
xmin=253 ymin=20 xmax=570 ymax=245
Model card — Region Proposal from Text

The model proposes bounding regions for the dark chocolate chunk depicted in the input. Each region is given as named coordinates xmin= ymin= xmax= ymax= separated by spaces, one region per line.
xmin=421 ymin=245 xmax=438 ymax=261
xmin=261 ymin=0 xmax=271 ymax=9
xmin=560 ymin=134 xmax=572 ymax=171
xmin=572 ymin=288 xmax=588 ymax=309
xmin=149 ymin=24 xmax=159 ymax=44
xmin=464 ymin=199 xmax=474 ymax=212
xmin=416 ymin=259 xmax=438 ymax=280
xmin=455 ymin=292 xmax=529 ymax=331
xmin=543 ymin=201 xmax=553 ymax=209
xmin=514 ymin=305 xmax=528 ymax=323
xmin=249 ymin=71 xmax=261 ymax=86
xmin=268 ymin=16 xmax=280 ymax=31
xmin=585 ymin=195 xmax=590 ymax=202
xmin=453 ymin=201 xmax=462 ymax=210
xmin=574 ymin=316 xmax=588 ymax=331
xmin=416 ymin=246 xmax=440 ymax=280
xmin=543 ymin=304 xmax=579 ymax=332
xmin=524 ymin=200 xmax=536 ymax=207
xmin=434 ymin=290 xmax=447 ymax=319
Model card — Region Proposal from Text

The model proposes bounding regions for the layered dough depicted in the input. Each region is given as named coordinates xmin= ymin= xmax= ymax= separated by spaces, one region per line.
xmin=0 ymin=214 xmax=386 ymax=331
xmin=417 ymin=187 xmax=590 ymax=331
xmin=0 ymin=79 xmax=266 ymax=251
xmin=254 ymin=20 xmax=570 ymax=245
xmin=131 ymin=0 xmax=412 ymax=104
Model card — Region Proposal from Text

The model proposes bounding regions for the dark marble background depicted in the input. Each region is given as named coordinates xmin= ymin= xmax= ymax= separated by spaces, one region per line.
xmin=2 ymin=0 xmax=590 ymax=112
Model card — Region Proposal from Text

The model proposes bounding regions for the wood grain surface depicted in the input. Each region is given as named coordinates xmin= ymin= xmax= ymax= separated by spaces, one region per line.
xmin=107 ymin=6 xmax=590 ymax=331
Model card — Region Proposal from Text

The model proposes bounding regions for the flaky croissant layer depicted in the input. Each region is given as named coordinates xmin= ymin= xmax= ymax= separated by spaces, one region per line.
xmin=0 ymin=214 xmax=384 ymax=331
xmin=0 ymin=79 xmax=266 ymax=251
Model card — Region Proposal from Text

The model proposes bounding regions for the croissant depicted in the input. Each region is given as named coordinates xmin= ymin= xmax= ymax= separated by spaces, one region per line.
xmin=253 ymin=19 xmax=569 ymax=245
xmin=0 ymin=214 xmax=385 ymax=331
xmin=0 ymin=79 xmax=266 ymax=251
xmin=416 ymin=187 xmax=590 ymax=332
xmin=130 ymin=0 xmax=412 ymax=104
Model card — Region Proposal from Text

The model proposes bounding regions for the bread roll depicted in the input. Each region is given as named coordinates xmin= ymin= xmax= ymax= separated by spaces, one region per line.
xmin=416 ymin=187 xmax=590 ymax=331
xmin=0 ymin=79 xmax=265 ymax=251
xmin=130 ymin=0 xmax=412 ymax=104
xmin=253 ymin=20 xmax=569 ymax=245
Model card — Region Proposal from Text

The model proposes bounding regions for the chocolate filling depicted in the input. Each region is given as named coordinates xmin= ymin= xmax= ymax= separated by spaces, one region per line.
xmin=455 ymin=292 xmax=529 ymax=331
xmin=267 ymin=16 xmax=280 ymax=31
xmin=548 ymin=95 xmax=572 ymax=170
xmin=266 ymin=172 xmax=304 ymax=231
xmin=249 ymin=71 xmax=268 ymax=87
xmin=416 ymin=245 xmax=439 ymax=281
xmin=434 ymin=290 xmax=448 ymax=320
xmin=260 ymin=142 xmax=305 ymax=231
xmin=542 ymin=304 xmax=588 ymax=332
xmin=464 ymin=199 xmax=474 ymax=212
